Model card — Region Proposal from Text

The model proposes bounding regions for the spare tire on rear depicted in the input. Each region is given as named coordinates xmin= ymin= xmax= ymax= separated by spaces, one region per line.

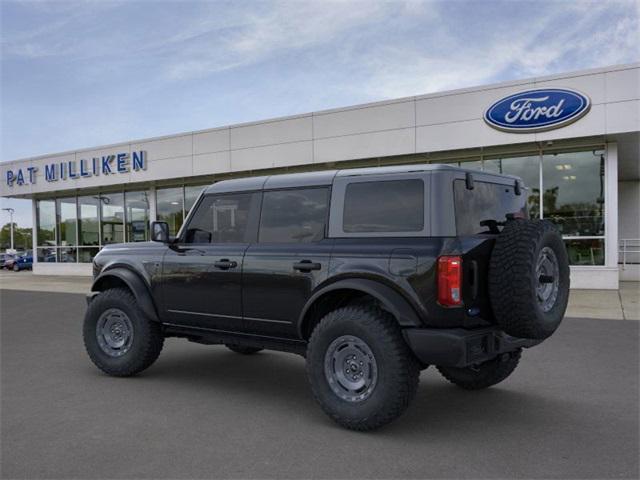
xmin=489 ymin=219 xmax=570 ymax=340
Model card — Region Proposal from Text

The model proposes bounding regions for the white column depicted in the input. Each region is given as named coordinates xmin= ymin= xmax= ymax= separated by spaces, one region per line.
xmin=605 ymin=142 xmax=619 ymax=274
xmin=149 ymin=186 xmax=157 ymax=222
xmin=31 ymin=198 xmax=37 ymax=268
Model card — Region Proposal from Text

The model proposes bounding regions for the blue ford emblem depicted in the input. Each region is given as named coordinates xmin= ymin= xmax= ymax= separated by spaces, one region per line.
xmin=484 ymin=88 xmax=591 ymax=133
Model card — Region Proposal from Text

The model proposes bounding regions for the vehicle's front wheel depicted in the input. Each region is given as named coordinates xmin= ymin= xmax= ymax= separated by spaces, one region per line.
xmin=436 ymin=349 xmax=521 ymax=390
xmin=306 ymin=305 xmax=420 ymax=431
xmin=83 ymin=288 xmax=164 ymax=377
xmin=225 ymin=344 xmax=263 ymax=355
xmin=12 ymin=263 xmax=19 ymax=272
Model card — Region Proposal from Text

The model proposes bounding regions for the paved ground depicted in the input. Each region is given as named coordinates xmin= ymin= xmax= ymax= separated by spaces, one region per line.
xmin=1 ymin=289 xmax=638 ymax=479
xmin=1 ymin=270 xmax=639 ymax=320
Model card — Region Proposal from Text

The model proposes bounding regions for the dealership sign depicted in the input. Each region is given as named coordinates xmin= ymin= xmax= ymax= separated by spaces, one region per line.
xmin=5 ymin=151 xmax=147 ymax=187
xmin=484 ymin=88 xmax=591 ymax=133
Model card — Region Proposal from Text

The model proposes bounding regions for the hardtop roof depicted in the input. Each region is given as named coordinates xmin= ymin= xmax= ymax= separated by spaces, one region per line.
xmin=204 ymin=163 xmax=521 ymax=194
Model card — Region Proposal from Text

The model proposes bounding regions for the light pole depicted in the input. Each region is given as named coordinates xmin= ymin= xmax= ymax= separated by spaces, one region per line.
xmin=2 ymin=207 xmax=15 ymax=251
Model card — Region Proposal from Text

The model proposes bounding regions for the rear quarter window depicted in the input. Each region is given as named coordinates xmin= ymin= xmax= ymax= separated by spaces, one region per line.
xmin=343 ymin=179 xmax=424 ymax=233
xmin=454 ymin=179 xmax=527 ymax=235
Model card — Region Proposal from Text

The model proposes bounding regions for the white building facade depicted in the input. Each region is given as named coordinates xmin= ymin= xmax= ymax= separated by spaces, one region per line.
xmin=1 ymin=63 xmax=639 ymax=288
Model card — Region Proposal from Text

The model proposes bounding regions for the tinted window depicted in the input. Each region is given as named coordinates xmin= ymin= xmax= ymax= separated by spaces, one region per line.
xmin=454 ymin=180 xmax=527 ymax=235
xmin=343 ymin=179 xmax=424 ymax=233
xmin=184 ymin=193 xmax=255 ymax=244
xmin=259 ymin=188 xmax=329 ymax=243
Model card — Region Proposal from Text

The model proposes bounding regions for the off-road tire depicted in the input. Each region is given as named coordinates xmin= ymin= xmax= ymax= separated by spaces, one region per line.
xmin=489 ymin=219 xmax=570 ymax=340
xmin=437 ymin=349 xmax=521 ymax=390
xmin=225 ymin=344 xmax=263 ymax=355
xmin=83 ymin=287 xmax=164 ymax=377
xmin=306 ymin=305 xmax=420 ymax=431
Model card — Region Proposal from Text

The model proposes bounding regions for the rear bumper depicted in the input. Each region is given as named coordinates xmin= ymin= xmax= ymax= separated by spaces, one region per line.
xmin=403 ymin=327 xmax=541 ymax=368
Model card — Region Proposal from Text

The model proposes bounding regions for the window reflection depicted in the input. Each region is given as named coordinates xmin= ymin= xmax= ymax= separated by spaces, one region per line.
xmin=157 ymin=187 xmax=184 ymax=236
xmin=459 ymin=160 xmax=483 ymax=171
xmin=542 ymin=151 xmax=605 ymax=237
xmin=484 ymin=156 xmax=540 ymax=218
xmin=36 ymin=200 xmax=56 ymax=246
xmin=56 ymin=198 xmax=77 ymax=246
xmin=37 ymin=247 xmax=57 ymax=263
xmin=125 ymin=191 xmax=150 ymax=242
xmin=185 ymin=185 xmax=205 ymax=215
xmin=565 ymin=239 xmax=605 ymax=265
xmin=78 ymin=196 xmax=100 ymax=246
xmin=100 ymin=193 xmax=124 ymax=244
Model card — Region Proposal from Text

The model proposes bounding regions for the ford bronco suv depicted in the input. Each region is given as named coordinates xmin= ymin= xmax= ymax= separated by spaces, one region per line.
xmin=84 ymin=164 xmax=570 ymax=430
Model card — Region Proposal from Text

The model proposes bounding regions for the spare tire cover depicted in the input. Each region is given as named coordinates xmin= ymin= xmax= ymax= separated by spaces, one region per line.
xmin=489 ymin=219 xmax=570 ymax=340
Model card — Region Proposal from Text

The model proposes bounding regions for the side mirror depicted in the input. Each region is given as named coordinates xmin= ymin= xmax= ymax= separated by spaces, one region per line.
xmin=151 ymin=221 xmax=170 ymax=243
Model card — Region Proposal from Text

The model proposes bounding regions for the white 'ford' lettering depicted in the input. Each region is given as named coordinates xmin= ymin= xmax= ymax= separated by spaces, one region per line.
xmin=504 ymin=96 xmax=565 ymax=123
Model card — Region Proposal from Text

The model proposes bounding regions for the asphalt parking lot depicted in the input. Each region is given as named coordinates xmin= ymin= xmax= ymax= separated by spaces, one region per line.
xmin=1 ymin=289 xmax=638 ymax=479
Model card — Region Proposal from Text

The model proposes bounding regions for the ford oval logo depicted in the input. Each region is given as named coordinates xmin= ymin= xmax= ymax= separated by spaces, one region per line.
xmin=484 ymin=88 xmax=591 ymax=133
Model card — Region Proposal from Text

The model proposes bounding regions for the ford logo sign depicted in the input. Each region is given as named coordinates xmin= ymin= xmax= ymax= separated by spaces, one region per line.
xmin=484 ymin=88 xmax=591 ymax=133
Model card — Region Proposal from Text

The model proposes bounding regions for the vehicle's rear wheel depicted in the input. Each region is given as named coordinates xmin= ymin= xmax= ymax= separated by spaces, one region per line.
xmin=437 ymin=349 xmax=521 ymax=390
xmin=306 ymin=305 xmax=420 ymax=431
xmin=12 ymin=263 xmax=19 ymax=272
xmin=225 ymin=344 xmax=263 ymax=355
xmin=83 ymin=288 xmax=164 ymax=377
xmin=489 ymin=219 xmax=570 ymax=340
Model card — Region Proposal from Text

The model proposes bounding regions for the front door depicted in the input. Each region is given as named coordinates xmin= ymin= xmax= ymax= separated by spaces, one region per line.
xmin=161 ymin=191 xmax=260 ymax=331
xmin=242 ymin=187 xmax=332 ymax=338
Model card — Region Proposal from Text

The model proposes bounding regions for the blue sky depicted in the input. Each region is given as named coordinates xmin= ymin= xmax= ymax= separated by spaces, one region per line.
xmin=1 ymin=0 xmax=639 ymax=228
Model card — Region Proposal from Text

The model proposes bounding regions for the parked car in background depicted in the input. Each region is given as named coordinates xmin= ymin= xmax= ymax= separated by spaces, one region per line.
xmin=2 ymin=253 xmax=17 ymax=270
xmin=12 ymin=252 xmax=33 ymax=271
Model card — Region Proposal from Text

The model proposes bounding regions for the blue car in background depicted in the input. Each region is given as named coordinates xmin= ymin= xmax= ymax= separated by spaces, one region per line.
xmin=12 ymin=252 xmax=33 ymax=271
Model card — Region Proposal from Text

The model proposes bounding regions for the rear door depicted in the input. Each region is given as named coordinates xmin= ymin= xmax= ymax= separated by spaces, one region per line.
xmin=241 ymin=187 xmax=333 ymax=338
xmin=161 ymin=192 xmax=260 ymax=330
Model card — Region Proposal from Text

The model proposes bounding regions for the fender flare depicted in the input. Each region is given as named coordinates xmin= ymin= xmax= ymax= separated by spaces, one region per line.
xmin=91 ymin=267 xmax=160 ymax=322
xmin=298 ymin=278 xmax=422 ymax=337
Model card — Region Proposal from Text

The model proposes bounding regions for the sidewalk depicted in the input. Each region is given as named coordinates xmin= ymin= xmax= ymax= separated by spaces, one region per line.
xmin=0 ymin=270 xmax=91 ymax=295
xmin=1 ymin=271 xmax=638 ymax=320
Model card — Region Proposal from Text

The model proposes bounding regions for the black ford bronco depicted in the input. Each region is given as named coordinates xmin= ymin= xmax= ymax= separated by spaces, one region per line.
xmin=84 ymin=164 xmax=569 ymax=430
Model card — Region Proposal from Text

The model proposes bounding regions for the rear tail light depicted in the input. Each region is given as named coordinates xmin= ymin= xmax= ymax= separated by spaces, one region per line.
xmin=438 ymin=256 xmax=462 ymax=306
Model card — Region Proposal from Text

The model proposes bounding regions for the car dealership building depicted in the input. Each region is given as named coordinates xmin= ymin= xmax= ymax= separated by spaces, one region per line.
xmin=1 ymin=63 xmax=638 ymax=288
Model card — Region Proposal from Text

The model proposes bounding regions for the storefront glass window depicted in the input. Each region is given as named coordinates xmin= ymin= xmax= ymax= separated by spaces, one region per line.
xmin=484 ymin=155 xmax=541 ymax=218
xmin=185 ymin=185 xmax=205 ymax=215
xmin=459 ymin=160 xmax=483 ymax=171
xmin=37 ymin=247 xmax=57 ymax=263
xmin=56 ymin=197 xmax=77 ymax=246
xmin=125 ymin=190 xmax=150 ymax=242
xmin=58 ymin=246 xmax=77 ymax=263
xmin=157 ymin=187 xmax=184 ymax=235
xmin=36 ymin=200 xmax=56 ymax=246
xmin=542 ymin=151 xmax=605 ymax=237
xmin=100 ymin=193 xmax=124 ymax=244
xmin=78 ymin=247 xmax=100 ymax=263
xmin=564 ymin=239 xmax=605 ymax=266
xmin=543 ymin=150 xmax=605 ymax=266
xmin=78 ymin=196 xmax=100 ymax=246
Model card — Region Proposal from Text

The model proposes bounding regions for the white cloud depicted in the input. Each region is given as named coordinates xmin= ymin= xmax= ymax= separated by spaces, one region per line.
xmin=352 ymin=1 xmax=639 ymax=100
xmin=164 ymin=1 xmax=400 ymax=80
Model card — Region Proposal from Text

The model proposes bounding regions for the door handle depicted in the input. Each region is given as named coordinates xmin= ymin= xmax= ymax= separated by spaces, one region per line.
xmin=214 ymin=259 xmax=238 ymax=270
xmin=293 ymin=260 xmax=321 ymax=272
